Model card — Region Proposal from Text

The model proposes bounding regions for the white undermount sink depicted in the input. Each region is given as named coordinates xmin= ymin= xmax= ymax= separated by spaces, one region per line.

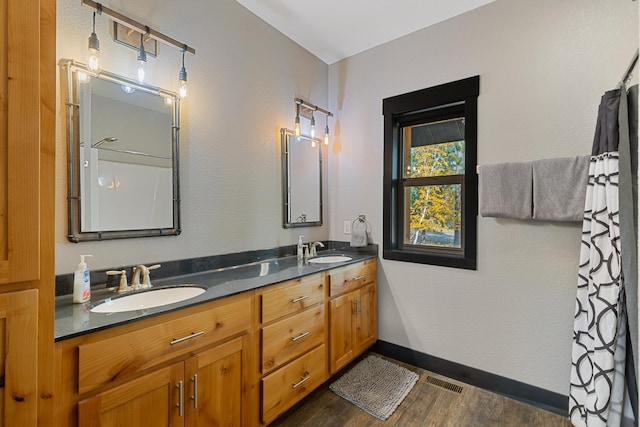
xmin=308 ymin=255 xmax=353 ymax=264
xmin=90 ymin=286 xmax=206 ymax=313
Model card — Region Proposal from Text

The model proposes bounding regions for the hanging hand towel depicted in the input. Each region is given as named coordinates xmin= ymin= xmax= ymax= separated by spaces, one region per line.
xmin=479 ymin=161 xmax=533 ymax=219
xmin=350 ymin=216 xmax=371 ymax=247
xmin=532 ymin=156 xmax=589 ymax=222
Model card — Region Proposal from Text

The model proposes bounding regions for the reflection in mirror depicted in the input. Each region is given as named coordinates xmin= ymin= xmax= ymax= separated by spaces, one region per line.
xmin=63 ymin=59 xmax=181 ymax=242
xmin=281 ymin=128 xmax=323 ymax=228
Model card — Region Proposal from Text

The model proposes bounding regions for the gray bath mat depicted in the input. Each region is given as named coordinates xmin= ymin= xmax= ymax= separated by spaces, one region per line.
xmin=329 ymin=355 xmax=419 ymax=420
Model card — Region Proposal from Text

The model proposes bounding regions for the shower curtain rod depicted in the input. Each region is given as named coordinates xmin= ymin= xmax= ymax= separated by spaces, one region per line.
xmin=619 ymin=48 xmax=639 ymax=88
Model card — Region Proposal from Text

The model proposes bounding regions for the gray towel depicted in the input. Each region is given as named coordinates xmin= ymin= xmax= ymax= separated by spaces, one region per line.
xmin=532 ymin=156 xmax=589 ymax=222
xmin=479 ymin=162 xmax=533 ymax=219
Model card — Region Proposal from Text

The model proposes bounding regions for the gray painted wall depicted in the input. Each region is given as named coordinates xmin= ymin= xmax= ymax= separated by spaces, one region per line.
xmin=326 ymin=0 xmax=638 ymax=395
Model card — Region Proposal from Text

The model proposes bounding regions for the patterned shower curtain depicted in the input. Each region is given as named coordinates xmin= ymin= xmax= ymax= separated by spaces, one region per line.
xmin=569 ymin=87 xmax=635 ymax=427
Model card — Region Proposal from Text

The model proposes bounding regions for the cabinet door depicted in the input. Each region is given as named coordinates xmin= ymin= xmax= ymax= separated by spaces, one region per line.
xmin=0 ymin=0 xmax=42 ymax=285
xmin=185 ymin=337 xmax=243 ymax=426
xmin=329 ymin=292 xmax=356 ymax=374
xmin=78 ymin=362 xmax=185 ymax=427
xmin=355 ymin=283 xmax=377 ymax=353
xmin=0 ymin=289 xmax=38 ymax=426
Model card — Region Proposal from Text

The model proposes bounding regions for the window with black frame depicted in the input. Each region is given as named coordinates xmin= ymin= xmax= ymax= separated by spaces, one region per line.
xmin=383 ymin=76 xmax=479 ymax=269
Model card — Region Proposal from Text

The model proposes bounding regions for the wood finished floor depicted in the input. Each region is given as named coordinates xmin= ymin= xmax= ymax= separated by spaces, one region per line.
xmin=270 ymin=353 xmax=572 ymax=427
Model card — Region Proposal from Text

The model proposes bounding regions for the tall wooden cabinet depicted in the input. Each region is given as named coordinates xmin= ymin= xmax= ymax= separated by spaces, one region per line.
xmin=1 ymin=0 xmax=56 ymax=425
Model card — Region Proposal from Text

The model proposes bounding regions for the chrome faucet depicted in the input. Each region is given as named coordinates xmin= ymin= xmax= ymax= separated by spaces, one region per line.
xmin=131 ymin=264 xmax=161 ymax=290
xmin=107 ymin=269 xmax=132 ymax=294
xmin=309 ymin=241 xmax=325 ymax=257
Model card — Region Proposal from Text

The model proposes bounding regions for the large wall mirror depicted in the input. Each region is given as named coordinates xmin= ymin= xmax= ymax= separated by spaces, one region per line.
xmin=281 ymin=128 xmax=323 ymax=228
xmin=63 ymin=59 xmax=181 ymax=242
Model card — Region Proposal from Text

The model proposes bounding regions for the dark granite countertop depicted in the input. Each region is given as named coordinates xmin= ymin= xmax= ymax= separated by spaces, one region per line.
xmin=55 ymin=251 xmax=376 ymax=341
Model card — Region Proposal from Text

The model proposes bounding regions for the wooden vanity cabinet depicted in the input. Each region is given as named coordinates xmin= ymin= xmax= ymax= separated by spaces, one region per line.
xmin=328 ymin=259 xmax=377 ymax=374
xmin=55 ymin=292 xmax=253 ymax=427
xmin=55 ymin=258 xmax=378 ymax=426
xmin=77 ymin=337 xmax=244 ymax=427
xmin=256 ymin=273 xmax=328 ymax=425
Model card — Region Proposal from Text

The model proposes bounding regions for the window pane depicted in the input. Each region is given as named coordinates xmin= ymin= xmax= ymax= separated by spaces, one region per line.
xmin=404 ymin=184 xmax=462 ymax=249
xmin=402 ymin=118 xmax=465 ymax=179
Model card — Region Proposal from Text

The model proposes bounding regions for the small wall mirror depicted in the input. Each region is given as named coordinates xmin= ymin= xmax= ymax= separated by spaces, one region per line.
xmin=63 ymin=60 xmax=181 ymax=241
xmin=281 ymin=128 xmax=323 ymax=228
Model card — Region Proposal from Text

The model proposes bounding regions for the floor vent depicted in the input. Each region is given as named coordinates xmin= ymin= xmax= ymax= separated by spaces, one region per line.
xmin=426 ymin=376 xmax=464 ymax=394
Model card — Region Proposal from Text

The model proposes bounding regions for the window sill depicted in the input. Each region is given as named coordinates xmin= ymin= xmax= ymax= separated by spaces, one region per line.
xmin=383 ymin=248 xmax=476 ymax=270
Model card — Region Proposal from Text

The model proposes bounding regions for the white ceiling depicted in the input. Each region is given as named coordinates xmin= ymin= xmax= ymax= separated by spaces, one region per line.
xmin=235 ymin=0 xmax=495 ymax=64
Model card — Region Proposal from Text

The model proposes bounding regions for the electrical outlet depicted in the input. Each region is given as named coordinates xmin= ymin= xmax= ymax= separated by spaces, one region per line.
xmin=344 ymin=221 xmax=351 ymax=234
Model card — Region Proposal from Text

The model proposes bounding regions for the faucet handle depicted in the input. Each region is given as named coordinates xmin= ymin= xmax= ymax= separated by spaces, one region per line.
xmin=107 ymin=270 xmax=130 ymax=294
xmin=136 ymin=264 xmax=161 ymax=289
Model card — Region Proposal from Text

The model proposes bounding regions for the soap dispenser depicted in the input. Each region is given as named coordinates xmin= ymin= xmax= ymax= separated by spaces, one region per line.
xmin=297 ymin=236 xmax=304 ymax=260
xmin=73 ymin=255 xmax=93 ymax=304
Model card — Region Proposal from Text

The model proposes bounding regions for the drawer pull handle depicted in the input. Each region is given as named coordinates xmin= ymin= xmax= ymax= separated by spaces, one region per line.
xmin=292 ymin=295 xmax=310 ymax=303
xmin=291 ymin=331 xmax=310 ymax=342
xmin=191 ymin=374 xmax=198 ymax=409
xmin=176 ymin=380 xmax=184 ymax=417
xmin=344 ymin=275 xmax=365 ymax=284
xmin=170 ymin=330 xmax=205 ymax=345
xmin=292 ymin=375 xmax=310 ymax=389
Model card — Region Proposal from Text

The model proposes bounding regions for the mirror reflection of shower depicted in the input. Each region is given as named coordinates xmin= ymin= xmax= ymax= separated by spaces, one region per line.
xmin=92 ymin=137 xmax=118 ymax=148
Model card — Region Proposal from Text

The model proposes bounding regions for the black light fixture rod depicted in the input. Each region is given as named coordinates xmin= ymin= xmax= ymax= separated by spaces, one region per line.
xmin=294 ymin=97 xmax=333 ymax=117
xmin=81 ymin=0 xmax=196 ymax=55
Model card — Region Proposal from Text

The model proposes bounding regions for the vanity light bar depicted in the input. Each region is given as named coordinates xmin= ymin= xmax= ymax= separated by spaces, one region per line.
xmin=294 ymin=97 xmax=333 ymax=118
xmin=81 ymin=0 xmax=196 ymax=56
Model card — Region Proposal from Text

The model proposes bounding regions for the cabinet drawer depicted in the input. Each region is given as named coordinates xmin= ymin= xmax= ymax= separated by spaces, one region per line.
xmin=262 ymin=304 xmax=324 ymax=373
xmin=261 ymin=273 xmax=325 ymax=324
xmin=77 ymin=293 xmax=251 ymax=394
xmin=262 ymin=344 xmax=327 ymax=424
xmin=329 ymin=259 xmax=376 ymax=297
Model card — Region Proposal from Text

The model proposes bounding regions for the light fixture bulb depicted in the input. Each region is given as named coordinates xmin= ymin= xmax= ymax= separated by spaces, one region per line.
xmin=294 ymin=117 xmax=301 ymax=136
xmin=179 ymin=81 xmax=188 ymax=99
xmin=178 ymin=47 xmax=189 ymax=99
xmin=310 ymin=112 xmax=316 ymax=138
xmin=137 ymin=33 xmax=147 ymax=83
xmin=324 ymin=115 xmax=330 ymax=145
xmin=137 ymin=60 xmax=146 ymax=83
xmin=87 ymin=11 xmax=100 ymax=71
xmin=294 ymin=103 xmax=301 ymax=136
xmin=311 ymin=139 xmax=316 ymax=148
xmin=179 ymin=65 xmax=188 ymax=99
